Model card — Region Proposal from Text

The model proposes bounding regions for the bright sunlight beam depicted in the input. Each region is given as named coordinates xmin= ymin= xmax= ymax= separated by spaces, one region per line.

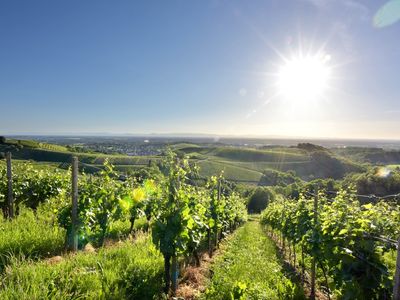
xmin=277 ymin=54 xmax=331 ymax=102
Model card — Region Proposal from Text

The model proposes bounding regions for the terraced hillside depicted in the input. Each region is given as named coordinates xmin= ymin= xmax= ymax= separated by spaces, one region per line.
xmin=0 ymin=138 xmax=160 ymax=173
xmin=0 ymin=138 xmax=364 ymax=184
xmin=178 ymin=145 xmax=364 ymax=184
xmin=332 ymin=147 xmax=400 ymax=164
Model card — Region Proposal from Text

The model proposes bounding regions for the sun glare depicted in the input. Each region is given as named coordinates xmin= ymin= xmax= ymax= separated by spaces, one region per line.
xmin=277 ymin=54 xmax=331 ymax=102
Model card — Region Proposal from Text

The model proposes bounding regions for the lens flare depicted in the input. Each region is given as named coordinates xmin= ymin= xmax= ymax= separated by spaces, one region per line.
xmin=373 ymin=0 xmax=400 ymax=28
xmin=376 ymin=167 xmax=391 ymax=178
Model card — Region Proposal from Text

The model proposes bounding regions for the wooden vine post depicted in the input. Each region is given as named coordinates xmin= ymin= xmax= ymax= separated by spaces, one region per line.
xmin=301 ymin=244 xmax=305 ymax=284
xmin=215 ymin=177 xmax=221 ymax=248
xmin=208 ymin=227 xmax=213 ymax=258
xmin=310 ymin=188 xmax=318 ymax=300
xmin=171 ymin=255 xmax=178 ymax=295
xmin=70 ymin=156 xmax=79 ymax=251
xmin=6 ymin=152 xmax=14 ymax=219
xmin=171 ymin=157 xmax=180 ymax=296
xmin=393 ymin=238 xmax=400 ymax=300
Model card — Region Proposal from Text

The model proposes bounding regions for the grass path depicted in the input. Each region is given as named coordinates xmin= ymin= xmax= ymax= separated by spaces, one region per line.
xmin=201 ymin=221 xmax=305 ymax=300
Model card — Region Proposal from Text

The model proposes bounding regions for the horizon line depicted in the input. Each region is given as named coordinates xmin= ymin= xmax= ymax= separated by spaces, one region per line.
xmin=3 ymin=132 xmax=400 ymax=142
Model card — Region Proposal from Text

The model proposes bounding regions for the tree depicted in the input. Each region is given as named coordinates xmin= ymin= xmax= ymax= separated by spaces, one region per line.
xmin=247 ymin=187 xmax=275 ymax=213
xmin=258 ymin=169 xmax=298 ymax=186
xmin=0 ymin=136 xmax=5 ymax=144
xmin=310 ymin=151 xmax=345 ymax=179
xmin=297 ymin=142 xmax=326 ymax=152
xmin=344 ymin=167 xmax=400 ymax=203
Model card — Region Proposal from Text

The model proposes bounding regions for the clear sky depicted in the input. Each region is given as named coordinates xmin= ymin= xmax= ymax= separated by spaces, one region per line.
xmin=1 ymin=0 xmax=399 ymax=139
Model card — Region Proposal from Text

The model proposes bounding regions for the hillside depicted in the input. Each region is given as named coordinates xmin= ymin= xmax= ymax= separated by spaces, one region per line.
xmin=0 ymin=138 xmax=365 ymax=184
xmin=178 ymin=145 xmax=365 ymax=183
xmin=0 ymin=138 xmax=159 ymax=173
xmin=332 ymin=147 xmax=400 ymax=164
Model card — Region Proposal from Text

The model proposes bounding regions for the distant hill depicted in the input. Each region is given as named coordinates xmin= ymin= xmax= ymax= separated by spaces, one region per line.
xmin=177 ymin=144 xmax=365 ymax=183
xmin=332 ymin=147 xmax=400 ymax=164
xmin=0 ymin=138 xmax=366 ymax=184
xmin=0 ymin=138 xmax=158 ymax=173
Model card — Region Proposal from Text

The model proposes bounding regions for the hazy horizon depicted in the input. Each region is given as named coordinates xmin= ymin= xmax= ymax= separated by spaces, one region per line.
xmin=3 ymin=129 xmax=400 ymax=141
xmin=4 ymin=132 xmax=400 ymax=142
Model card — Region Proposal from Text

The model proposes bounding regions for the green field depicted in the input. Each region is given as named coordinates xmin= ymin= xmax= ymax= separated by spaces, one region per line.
xmin=0 ymin=151 xmax=249 ymax=299
xmin=203 ymin=221 xmax=304 ymax=299
xmin=5 ymin=138 xmax=69 ymax=152
xmin=0 ymin=234 xmax=164 ymax=299
xmin=212 ymin=147 xmax=309 ymax=162
xmin=1 ymin=139 xmax=400 ymax=299
xmin=0 ymin=139 xmax=160 ymax=174
xmin=196 ymin=160 xmax=264 ymax=183
xmin=1 ymin=138 xmax=365 ymax=183
xmin=187 ymin=145 xmax=363 ymax=183
xmin=387 ymin=164 xmax=400 ymax=170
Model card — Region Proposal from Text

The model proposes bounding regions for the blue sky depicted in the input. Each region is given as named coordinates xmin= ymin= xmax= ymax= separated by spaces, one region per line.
xmin=1 ymin=0 xmax=399 ymax=139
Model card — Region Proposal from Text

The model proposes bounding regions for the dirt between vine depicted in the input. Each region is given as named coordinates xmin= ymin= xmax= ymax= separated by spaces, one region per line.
xmin=174 ymin=226 xmax=243 ymax=300
xmin=175 ymin=242 xmax=229 ymax=299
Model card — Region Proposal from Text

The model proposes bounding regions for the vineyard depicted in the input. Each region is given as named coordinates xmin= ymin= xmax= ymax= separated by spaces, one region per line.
xmin=2 ymin=0 xmax=400 ymax=298
xmin=261 ymin=189 xmax=400 ymax=299
xmin=0 ymin=151 xmax=248 ymax=299
xmin=1 ymin=147 xmax=400 ymax=299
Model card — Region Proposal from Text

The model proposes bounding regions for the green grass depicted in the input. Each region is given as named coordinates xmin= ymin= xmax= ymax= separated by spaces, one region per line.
xmin=5 ymin=138 xmax=69 ymax=152
xmin=170 ymin=143 xmax=201 ymax=150
xmin=179 ymin=146 xmax=310 ymax=163
xmin=196 ymin=160 xmax=263 ymax=183
xmin=212 ymin=147 xmax=309 ymax=162
xmin=107 ymin=217 xmax=149 ymax=240
xmin=0 ymin=159 xmax=62 ymax=171
xmin=194 ymin=156 xmax=311 ymax=183
xmin=387 ymin=164 xmax=400 ymax=170
xmin=2 ymin=138 xmax=364 ymax=181
xmin=1 ymin=140 xmax=161 ymax=175
xmin=0 ymin=202 xmax=148 ymax=273
xmin=0 ymin=234 xmax=164 ymax=299
xmin=1 ymin=138 xmax=159 ymax=164
xmin=202 ymin=221 xmax=304 ymax=300
xmin=4 ymin=146 xmax=159 ymax=165
xmin=113 ymin=165 xmax=151 ymax=172
xmin=198 ymin=148 xmax=363 ymax=181
xmin=214 ymin=160 xmax=309 ymax=173
xmin=0 ymin=207 xmax=65 ymax=272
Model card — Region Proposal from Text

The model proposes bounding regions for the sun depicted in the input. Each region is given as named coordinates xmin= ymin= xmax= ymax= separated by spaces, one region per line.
xmin=277 ymin=54 xmax=331 ymax=102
